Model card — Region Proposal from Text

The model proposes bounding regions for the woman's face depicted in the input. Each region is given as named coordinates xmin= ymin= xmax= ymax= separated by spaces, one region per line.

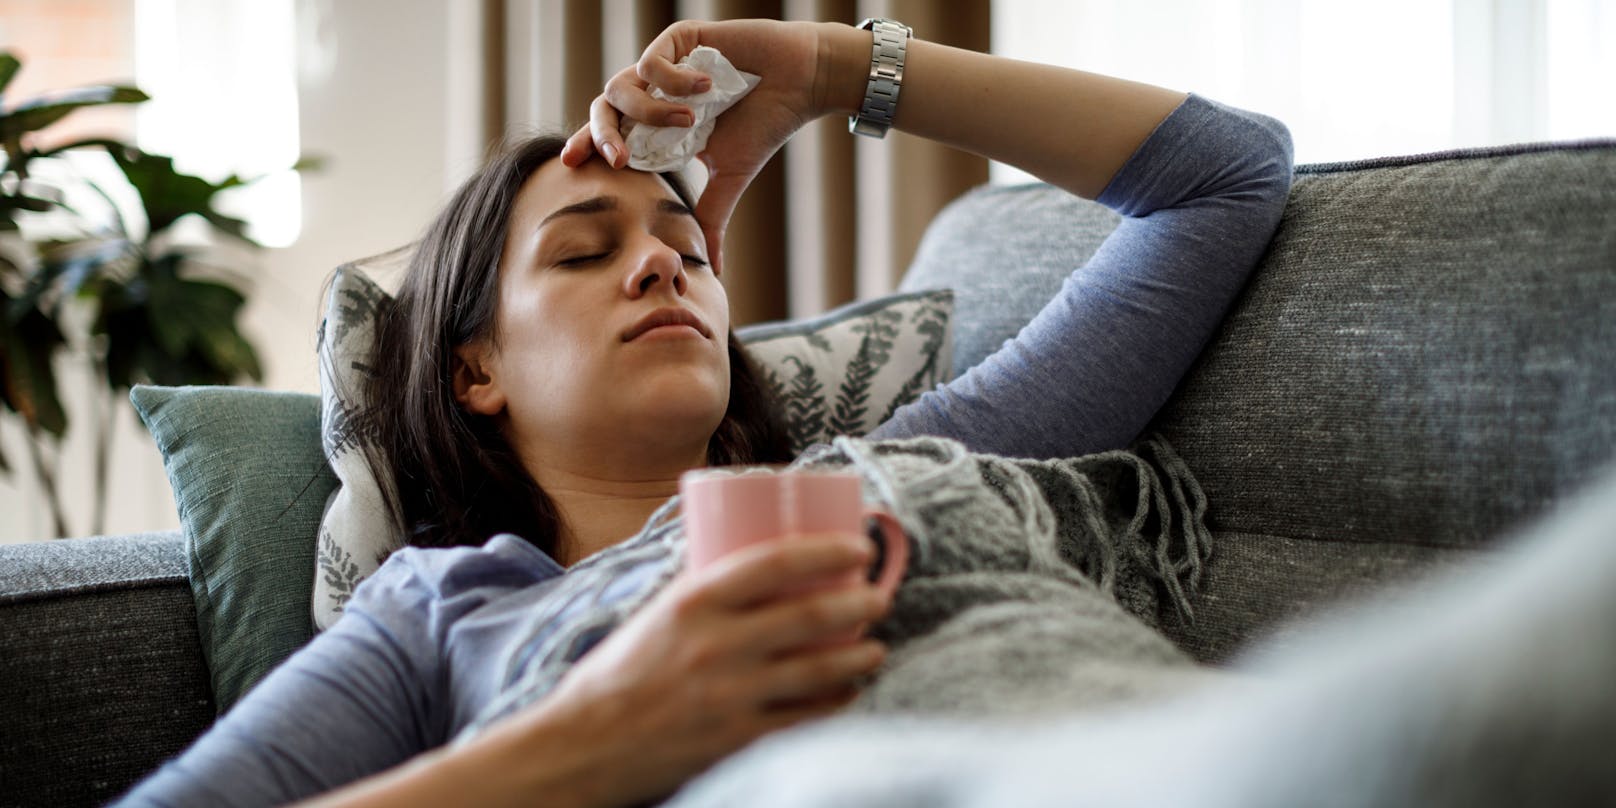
xmin=458 ymin=158 xmax=730 ymax=473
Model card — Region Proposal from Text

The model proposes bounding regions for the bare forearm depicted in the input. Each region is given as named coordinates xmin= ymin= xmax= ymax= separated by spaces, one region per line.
xmin=295 ymin=701 xmax=597 ymax=808
xmin=820 ymin=24 xmax=1187 ymax=200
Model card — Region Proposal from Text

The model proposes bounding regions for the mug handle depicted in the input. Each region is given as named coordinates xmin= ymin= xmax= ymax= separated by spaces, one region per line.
xmin=862 ymin=509 xmax=911 ymax=597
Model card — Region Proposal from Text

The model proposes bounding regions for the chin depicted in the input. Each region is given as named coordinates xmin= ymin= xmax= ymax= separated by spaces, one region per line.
xmin=629 ymin=365 xmax=730 ymax=427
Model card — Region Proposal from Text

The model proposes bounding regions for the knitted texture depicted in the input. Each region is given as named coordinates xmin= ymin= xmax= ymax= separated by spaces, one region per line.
xmin=459 ymin=435 xmax=1213 ymax=740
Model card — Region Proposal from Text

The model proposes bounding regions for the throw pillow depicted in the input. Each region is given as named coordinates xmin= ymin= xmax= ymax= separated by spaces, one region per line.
xmin=312 ymin=265 xmax=953 ymax=629
xmin=736 ymin=289 xmax=954 ymax=455
xmin=130 ymin=385 xmax=336 ymax=712
xmin=312 ymin=267 xmax=394 ymax=630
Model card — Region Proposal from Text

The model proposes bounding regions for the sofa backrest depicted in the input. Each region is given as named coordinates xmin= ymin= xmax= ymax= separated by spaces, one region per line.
xmin=902 ymin=140 xmax=1616 ymax=658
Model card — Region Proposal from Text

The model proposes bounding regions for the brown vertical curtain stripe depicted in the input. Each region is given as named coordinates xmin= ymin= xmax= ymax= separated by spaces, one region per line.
xmin=489 ymin=0 xmax=990 ymax=325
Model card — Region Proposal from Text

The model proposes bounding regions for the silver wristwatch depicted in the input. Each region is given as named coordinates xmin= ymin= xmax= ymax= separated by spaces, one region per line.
xmin=849 ymin=18 xmax=912 ymax=139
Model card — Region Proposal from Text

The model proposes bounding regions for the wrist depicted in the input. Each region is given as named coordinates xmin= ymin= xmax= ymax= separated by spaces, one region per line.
xmin=814 ymin=22 xmax=871 ymax=118
xmin=451 ymin=696 xmax=603 ymax=808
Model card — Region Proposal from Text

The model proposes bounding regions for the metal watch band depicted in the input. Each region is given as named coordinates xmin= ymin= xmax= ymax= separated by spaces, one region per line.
xmin=849 ymin=18 xmax=911 ymax=139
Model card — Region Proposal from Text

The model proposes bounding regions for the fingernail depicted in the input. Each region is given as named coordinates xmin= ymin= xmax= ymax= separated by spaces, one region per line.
xmin=692 ymin=78 xmax=711 ymax=92
xmin=601 ymin=143 xmax=619 ymax=166
xmin=669 ymin=111 xmax=693 ymax=127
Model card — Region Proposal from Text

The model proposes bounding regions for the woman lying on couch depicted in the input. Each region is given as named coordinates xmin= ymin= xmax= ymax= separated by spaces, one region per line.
xmin=118 ymin=18 xmax=1294 ymax=807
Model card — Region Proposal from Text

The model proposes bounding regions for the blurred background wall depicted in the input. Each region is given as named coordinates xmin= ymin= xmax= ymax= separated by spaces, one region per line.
xmin=1 ymin=0 xmax=1612 ymax=541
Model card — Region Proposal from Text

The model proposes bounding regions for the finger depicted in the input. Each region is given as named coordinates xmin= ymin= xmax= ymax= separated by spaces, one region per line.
xmin=734 ymin=585 xmax=891 ymax=657
xmin=691 ymin=533 xmax=874 ymax=611
xmin=637 ymin=52 xmax=712 ymax=97
xmin=561 ymin=124 xmax=596 ymax=167
xmin=588 ymin=94 xmax=625 ymax=168
xmin=693 ymin=153 xmax=750 ymax=277
xmin=637 ymin=20 xmax=706 ymax=86
xmin=754 ymin=640 xmax=887 ymax=706
xmin=604 ymin=66 xmax=695 ymax=129
xmin=605 ymin=80 xmax=695 ymax=129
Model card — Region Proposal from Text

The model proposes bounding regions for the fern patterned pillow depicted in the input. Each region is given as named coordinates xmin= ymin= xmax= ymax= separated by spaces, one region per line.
xmin=313 ymin=266 xmax=952 ymax=630
xmin=735 ymin=289 xmax=953 ymax=456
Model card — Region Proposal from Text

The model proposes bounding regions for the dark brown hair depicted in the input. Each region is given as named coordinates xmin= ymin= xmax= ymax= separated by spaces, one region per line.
xmin=360 ymin=133 xmax=790 ymax=554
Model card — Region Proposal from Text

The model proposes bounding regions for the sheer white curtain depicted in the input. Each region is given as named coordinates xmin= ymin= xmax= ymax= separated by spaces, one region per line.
xmin=991 ymin=0 xmax=1616 ymax=179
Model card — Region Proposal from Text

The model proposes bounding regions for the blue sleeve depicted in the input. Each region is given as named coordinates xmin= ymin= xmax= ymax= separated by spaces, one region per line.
xmin=113 ymin=545 xmax=521 ymax=807
xmin=869 ymin=94 xmax=1295 ymax=458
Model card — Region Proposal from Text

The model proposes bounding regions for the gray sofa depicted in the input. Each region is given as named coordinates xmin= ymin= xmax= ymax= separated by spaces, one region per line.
xmin=3 ymin=139 xmax=1613 ymax=807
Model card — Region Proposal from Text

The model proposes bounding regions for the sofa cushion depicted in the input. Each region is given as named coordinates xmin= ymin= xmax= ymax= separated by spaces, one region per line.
xmin=1160 ymin=141 xmax=1616 ymax=551
xmin=0 ymin=533 xmax=214 ymax=807
xmin=0 ymin=530 xmax=187 ymax=598
xmin=131 ymin=385 xmax=336 ymax=713
xmin=902 ymin=140 xmax=1616 ymax=659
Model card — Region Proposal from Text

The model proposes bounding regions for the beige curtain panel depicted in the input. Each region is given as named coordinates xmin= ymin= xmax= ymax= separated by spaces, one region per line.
xmin=487 ymin=0 xmax=990 ymax=326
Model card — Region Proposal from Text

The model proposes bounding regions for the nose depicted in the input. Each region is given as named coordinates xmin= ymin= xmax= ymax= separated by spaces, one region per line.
xmin=622 ymin=238 xmax=687 ymax=298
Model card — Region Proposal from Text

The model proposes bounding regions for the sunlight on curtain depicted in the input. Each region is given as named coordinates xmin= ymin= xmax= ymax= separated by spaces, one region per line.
xmin=991 ymin=0 xmax=1615 ymax=181
xmin=133 ymin=0 xmax=301 ymax=247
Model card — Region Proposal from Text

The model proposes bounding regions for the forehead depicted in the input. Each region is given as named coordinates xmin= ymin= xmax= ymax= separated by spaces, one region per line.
xmin=513 ymin=159 xmax=685 ymax=227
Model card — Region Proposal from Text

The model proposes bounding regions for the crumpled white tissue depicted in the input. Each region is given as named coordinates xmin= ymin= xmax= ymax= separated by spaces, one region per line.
xmin=625 ymin=46 xmax=760 ymax=173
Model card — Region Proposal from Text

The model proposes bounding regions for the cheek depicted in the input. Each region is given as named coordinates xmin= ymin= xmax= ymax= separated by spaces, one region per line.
xmin=493 ymin=287 xmax=604 ymax=409
xmin=698 ymin=277 xmax=730 ymax=334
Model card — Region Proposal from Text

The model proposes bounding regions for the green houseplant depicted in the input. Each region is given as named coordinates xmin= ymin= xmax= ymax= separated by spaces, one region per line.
xmin=0 ymin=51 xmax=308 ymax=536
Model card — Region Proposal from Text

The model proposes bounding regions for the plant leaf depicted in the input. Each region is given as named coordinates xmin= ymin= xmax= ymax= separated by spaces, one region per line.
xmin=93 ymin=256 xmax=259 ymax=391
xmin=0 ymin=53 xmax=20 ymax=96
xmin=31 ymin=136 xmax=126 ymax=159
xmin=0 ymin=191 xmax=55 ymax=231
xmin=0 ymin=193 xmax=53 ymax=213
xmin=110 ymin=148 xmax=253 ymax=240
xmin=1 ymin=303 xmax=68 ymax=436
xmin=200 ymin=326 xmax=262 ymax=382
xmin=37 ymin=237 xmax=135 ymax=302
xmin=0 ymin=86 xmax=149 ymax=141
xmin=0 ymin=257 xmax=68 ymax=437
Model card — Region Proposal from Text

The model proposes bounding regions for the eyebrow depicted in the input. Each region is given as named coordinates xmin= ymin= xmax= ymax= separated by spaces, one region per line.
xmin=537 ymin=195 xmax=697 ymax=229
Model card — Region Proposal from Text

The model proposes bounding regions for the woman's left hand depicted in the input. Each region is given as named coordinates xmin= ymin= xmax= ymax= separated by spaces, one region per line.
xmin=560 ymin=19 xmax=855 ymax=275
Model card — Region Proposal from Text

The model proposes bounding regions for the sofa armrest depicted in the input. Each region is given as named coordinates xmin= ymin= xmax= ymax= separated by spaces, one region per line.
xmin=0 ymin=532 xmax=215 ymax=807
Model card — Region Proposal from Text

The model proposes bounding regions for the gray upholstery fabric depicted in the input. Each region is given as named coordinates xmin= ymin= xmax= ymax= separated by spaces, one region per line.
xmin=1156 ymin=142 xmax=1616 ymax=550
xmin=0 ymin=531 xmax=187 ymax=600
xmin=902 ymin=141 xmax=1616 ymax=660
xmin=1158 ymin=531 xmax=1499 ymax=663
xmin=0 ymin=532 xmax=215 ymax=808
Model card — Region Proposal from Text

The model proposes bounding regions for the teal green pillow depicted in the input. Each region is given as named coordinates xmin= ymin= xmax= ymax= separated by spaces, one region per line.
xmin=131 ymin=385 xmax=336 ymax=712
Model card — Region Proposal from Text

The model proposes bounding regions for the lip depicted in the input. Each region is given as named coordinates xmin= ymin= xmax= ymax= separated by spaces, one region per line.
xmin=621 ymin=306 xmax=713 ymax=343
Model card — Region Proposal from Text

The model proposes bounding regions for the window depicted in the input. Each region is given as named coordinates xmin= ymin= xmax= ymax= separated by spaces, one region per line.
xmin=991 ymin=0 xmax=1616 ymax=181
xmin=133 ymin=0 xmax=301 ymax=246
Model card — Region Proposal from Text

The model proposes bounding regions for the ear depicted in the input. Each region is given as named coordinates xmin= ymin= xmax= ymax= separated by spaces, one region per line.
xmin=452 ymin=343 xmax=506 ymax=417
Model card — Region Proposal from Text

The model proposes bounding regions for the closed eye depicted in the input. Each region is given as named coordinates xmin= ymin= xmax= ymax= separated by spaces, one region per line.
xmin=681 ymin=254 xmax=709 ymax=268
xmin=557 ymin=253 xmax=609 ymax=267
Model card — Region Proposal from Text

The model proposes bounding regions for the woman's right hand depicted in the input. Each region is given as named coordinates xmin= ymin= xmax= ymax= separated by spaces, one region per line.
xmin=520 ymin=532 xmax=892 ymax=807
xmin=559 ymin=19 xmax=865 ymax=275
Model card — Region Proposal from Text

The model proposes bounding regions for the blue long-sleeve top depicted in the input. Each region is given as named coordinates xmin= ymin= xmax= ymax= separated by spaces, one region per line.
xmin=118 ymin=94 xmax=1294 ymax=806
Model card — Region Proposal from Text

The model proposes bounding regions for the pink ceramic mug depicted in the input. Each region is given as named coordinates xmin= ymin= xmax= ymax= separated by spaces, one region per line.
xmin=680 ymin=468 xmax=909 ymax=636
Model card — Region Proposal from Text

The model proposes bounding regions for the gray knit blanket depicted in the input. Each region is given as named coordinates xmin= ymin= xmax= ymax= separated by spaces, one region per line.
xmin=458 ymin=434 xmax=1218 ymax=743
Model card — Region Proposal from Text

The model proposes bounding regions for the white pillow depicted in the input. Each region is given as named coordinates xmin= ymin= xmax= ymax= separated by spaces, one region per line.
xmin=312 ymin=265 xmax=952 ymax=629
